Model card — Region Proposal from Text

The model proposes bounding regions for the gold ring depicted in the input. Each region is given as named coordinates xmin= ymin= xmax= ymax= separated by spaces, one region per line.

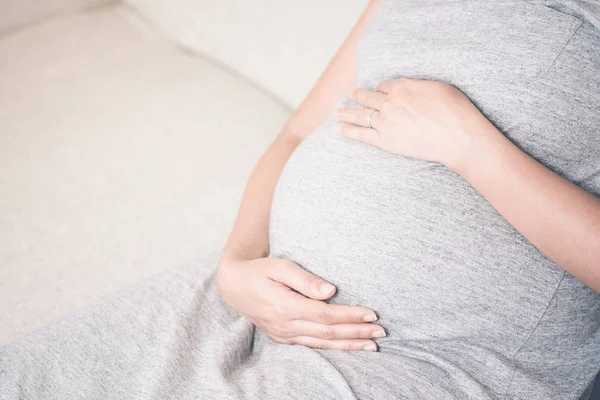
xmin=366 ymin=109 xmax=376 ymax=129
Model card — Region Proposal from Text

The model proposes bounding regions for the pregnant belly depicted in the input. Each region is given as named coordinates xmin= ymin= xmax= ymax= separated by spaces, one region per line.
xmin=268 ymin=107 xmax=564 ymax=357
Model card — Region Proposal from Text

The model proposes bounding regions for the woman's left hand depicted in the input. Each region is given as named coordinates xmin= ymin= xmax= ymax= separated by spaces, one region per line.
xmin=335 ymin=77 xmax=493 ymax=172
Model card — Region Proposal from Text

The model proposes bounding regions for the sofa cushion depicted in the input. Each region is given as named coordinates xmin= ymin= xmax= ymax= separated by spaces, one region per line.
xmin=123 ymin=0 xmax=369 ymax=108
xmin=0 ymin=4 xmax=290 ymax=343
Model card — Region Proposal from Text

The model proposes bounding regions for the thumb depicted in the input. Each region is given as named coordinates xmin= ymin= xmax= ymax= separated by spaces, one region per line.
xmin=267 ymin=259 xmax=336 ymax=300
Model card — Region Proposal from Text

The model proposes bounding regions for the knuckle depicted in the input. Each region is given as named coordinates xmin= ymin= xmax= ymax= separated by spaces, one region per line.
xmin=302 ymin=273 xmax=320 ymax=292
xmin=390 ymin=87 xmax=402 ymax=97
xmin=318 ymin=308 xmax=336 ymax=325
xmin=360 ymin=328 xmax=372 ymax=338
xmin=264 ymin=259 xmax=279 ymax=275
xmin=321 ymin=326 xmax=336 ymax=340
xmin=272 ymin=303 xmax=289 ymax=319
xmin=377 ymin=113 xmax=388 ymax=126
xmin=279 ymin=321 xmax=298 ymax=338
xmin=268 ymin=324 xmax=286 ymax=338
xmin=313 ymin=340 xmax=325 ymax=350
xmin=381 ymin=99 xmax=393 ymax=111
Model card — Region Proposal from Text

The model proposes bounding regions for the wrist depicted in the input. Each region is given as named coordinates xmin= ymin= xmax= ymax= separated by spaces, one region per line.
xmin=220 ymin=242 xmax=268 ymax=264
xmin=446 ymin=117 xmax=505 ymax=178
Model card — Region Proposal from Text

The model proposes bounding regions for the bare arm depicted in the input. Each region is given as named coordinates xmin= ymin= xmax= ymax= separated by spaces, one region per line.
xmin=217 ymin=1 xmax=387 ymax=352
xmin=221 ymin=0 xmax=383 ymax=262
xmin=456 ymin=122 xmax=600 ymax=291
xmin=339 ymin=78 xmax=600 ymax=292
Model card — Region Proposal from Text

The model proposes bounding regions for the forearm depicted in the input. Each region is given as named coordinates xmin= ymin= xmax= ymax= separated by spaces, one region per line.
xmin=219 ymin=0 xmax=382 ymax=263
xmin=454 ymin=122 xmax=600 ymax=292
xmin=220 ymin=133 xmax=300 ymax=261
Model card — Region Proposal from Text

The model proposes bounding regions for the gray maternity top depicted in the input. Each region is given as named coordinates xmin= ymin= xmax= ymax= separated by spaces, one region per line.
xmin=269 ymin=0 xmax=600 ymax=398
xmin=2 ymin=1 xmax=600 ymax=399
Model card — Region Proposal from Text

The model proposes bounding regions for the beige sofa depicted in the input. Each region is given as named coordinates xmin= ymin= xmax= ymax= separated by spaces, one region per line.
xmin=0 ymin=0 xmax=368 ymax=344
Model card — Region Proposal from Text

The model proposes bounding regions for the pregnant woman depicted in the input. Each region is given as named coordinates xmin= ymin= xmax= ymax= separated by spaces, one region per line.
xmin=2 ymin=0 xmax=600 ymax=399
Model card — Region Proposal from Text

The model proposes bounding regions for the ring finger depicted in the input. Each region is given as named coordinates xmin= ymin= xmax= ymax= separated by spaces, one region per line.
xmin=336 ymin=107 xmax=380 ymax=129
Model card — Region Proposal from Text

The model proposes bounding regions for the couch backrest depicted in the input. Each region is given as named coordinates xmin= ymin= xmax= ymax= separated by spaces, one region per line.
xmin=0 ymin=0 xmax=112 ymax=34
xmin=123 ymin=0 xmax=369 ymax=108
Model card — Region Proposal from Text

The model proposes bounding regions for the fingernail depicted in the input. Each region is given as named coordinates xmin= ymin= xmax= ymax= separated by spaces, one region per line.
xmin=363 ymin=344 xmax=377 ymax=352
xmin=319 ymin=283 xmax=335 ymax=295
xmin=372 ymin=330 xmax=386 ymax=338
xmin=363 ymin=313 xmax=378 ymax=322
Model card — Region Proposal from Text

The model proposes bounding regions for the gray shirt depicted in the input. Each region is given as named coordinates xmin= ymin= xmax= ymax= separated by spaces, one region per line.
xmin=2 ymin=1 xmax=599 ymax=399
xmin=266 ymin=0 xmax=600 ymax=398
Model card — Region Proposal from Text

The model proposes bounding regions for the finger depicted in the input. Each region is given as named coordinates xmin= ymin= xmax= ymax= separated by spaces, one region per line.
xmin=289 ymin=320 xmax=386 ymax=340
xmin=267 ymin=334 xmax=292 ymax=345
xmin=339 ymin=123 xmax=381 ymax=148
xmin=293 ymin=299 xmax=379 ymax=324
xmin=267 ymin=260 xmax=336 ymax=300
xmin=375 ymin=80 xmax=396 ymax=94
xmin=350 ymin=89 xmax=386 ymax=110
xmin=292 ymin=336 xmax=378 ymax=352
xmin=335 ymin=107 xmax=380 ymax=128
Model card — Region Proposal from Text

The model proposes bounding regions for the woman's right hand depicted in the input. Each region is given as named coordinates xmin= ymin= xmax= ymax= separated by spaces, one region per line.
xmin=217 ymin=257 xmax=385 ymax=351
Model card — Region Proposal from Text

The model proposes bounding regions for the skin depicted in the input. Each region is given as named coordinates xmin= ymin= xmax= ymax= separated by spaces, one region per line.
xmin=337 ymin=78 xmax=600 ymax=292
xmin=219 ymin=0 xmax=600 ymax=352
xmin=218 ymin=0 xmax=386 ymax=352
